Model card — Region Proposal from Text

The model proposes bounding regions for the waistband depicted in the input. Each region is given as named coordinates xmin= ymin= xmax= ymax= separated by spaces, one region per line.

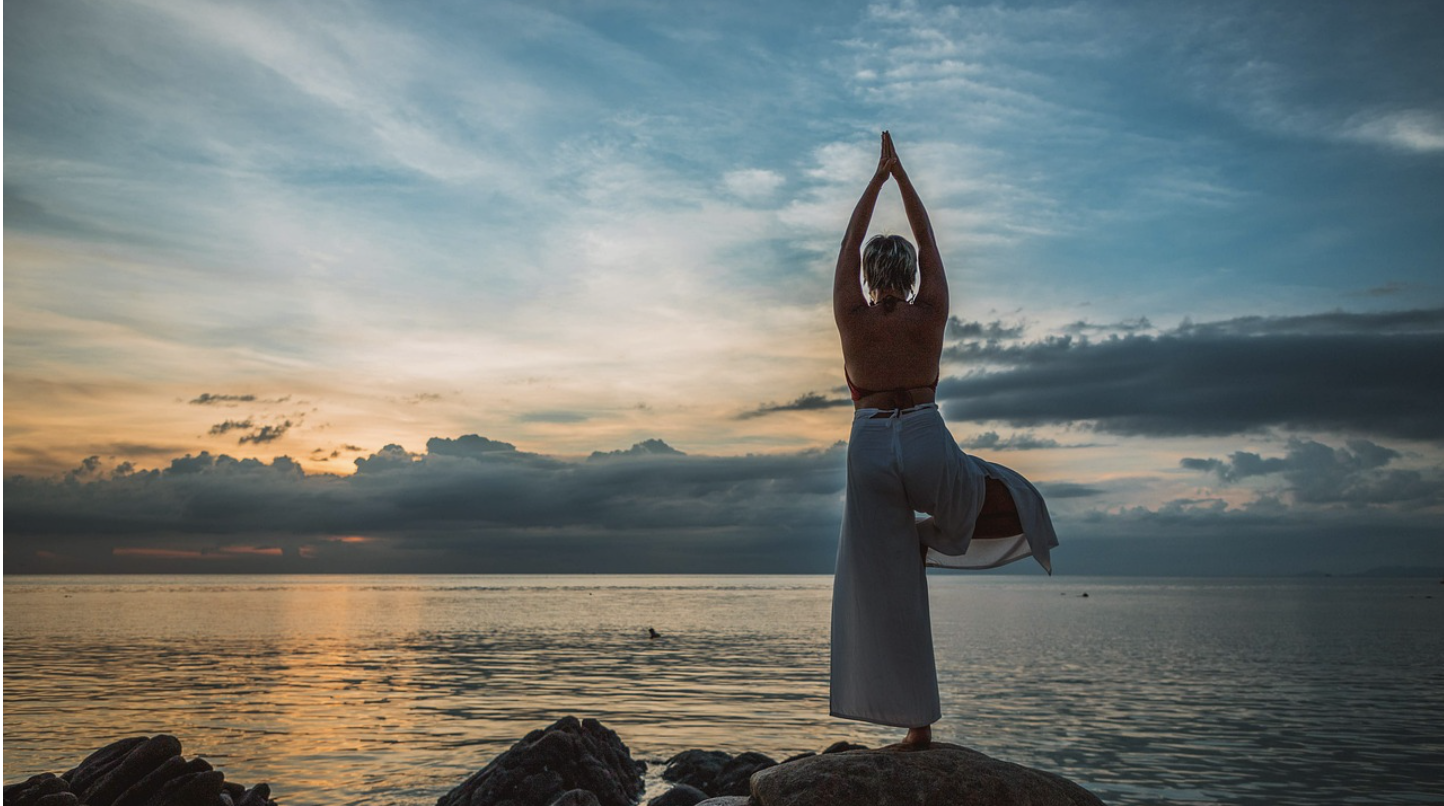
xmin=852 ymin=402 xmax=939 ymax=421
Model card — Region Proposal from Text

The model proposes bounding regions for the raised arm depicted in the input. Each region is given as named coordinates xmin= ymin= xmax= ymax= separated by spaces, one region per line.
xmin=834 ymin=134 xmax=896 ymax=321
xmin=889 ymin=137 xmax=948 ymax=317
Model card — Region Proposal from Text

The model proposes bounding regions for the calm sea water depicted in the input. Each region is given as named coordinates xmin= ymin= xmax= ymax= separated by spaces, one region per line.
xmin=4 ymin=574 xmax=1442 ymax=805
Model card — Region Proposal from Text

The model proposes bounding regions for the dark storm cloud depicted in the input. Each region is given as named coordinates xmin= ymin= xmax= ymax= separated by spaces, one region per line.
xmin=3 ymin=436 xmax=850 ymax=574
xmin=739 ymin=392 xmax=851 ymax=419
xmin=939 ymin=308 xmax=1444 ymax=440
xmin=1181 ymin=437 xmax=1442 ymax=507
xmin=6 ymin=428 xmax=1441 ymax=575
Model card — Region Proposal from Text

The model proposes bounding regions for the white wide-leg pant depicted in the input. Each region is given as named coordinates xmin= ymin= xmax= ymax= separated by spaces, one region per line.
xmin=830 ymin=403 xmax=1058 ymax=728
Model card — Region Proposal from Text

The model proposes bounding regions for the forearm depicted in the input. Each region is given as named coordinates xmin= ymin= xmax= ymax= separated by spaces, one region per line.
xmin=892 ymin=163 xmax=948 ymax=311
xmin=892 ymin=167 xmax=936 ymax=250
xmin=834 ymin=172 xmax=889 ymax=311
xmin=841 ymin=172 xmax=889 ymax=251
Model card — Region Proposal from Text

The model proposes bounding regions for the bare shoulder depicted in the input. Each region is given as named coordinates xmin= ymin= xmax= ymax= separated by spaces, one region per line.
xmin=911 ymin=296 xmax=949 ymax=324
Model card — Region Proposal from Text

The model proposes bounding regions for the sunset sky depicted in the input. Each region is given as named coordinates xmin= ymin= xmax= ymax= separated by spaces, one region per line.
xmin=5 ymin=0 xmax=1443 ymax=574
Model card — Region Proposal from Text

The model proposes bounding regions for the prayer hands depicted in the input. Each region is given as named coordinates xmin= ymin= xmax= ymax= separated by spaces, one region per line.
xmin=875 ymin=130 xmax=900 ymax=179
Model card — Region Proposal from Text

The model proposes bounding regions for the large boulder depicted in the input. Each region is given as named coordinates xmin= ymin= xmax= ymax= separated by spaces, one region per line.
xmin=437 ymin=717 xmax=645 ymax=806
xmin=749 ymin=743 xmax=1105 ymax=806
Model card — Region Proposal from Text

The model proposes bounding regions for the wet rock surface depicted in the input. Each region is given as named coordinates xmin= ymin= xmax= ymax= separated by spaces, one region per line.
xmin=2 ymin=736 xmax=277 ymax=806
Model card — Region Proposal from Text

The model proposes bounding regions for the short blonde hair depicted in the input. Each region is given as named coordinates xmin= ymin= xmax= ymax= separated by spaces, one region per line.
xmin=862 ymin=234 xmax=917 ymax=298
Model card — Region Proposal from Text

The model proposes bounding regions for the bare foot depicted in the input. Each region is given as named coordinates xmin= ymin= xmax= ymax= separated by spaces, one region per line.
xmin=901 ymin=725 xmax=931 ymax=749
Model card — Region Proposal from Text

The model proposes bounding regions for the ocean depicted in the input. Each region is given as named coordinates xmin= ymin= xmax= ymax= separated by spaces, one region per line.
xmin=3 ymin=574 xmax=1442 ymax=805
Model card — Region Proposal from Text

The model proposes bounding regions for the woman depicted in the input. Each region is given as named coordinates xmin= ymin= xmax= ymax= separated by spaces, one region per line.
xmin=830 ymin=132 xmax=1059 ymax=748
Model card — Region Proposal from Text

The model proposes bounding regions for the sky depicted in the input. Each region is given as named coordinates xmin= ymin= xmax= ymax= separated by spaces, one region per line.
xmin=4 ymin=0 xmax=1443 ymax=575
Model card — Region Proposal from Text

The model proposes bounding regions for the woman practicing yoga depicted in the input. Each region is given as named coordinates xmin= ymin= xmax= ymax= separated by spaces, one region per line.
xmin=829 ymin=132 xmax=1059 ymax=748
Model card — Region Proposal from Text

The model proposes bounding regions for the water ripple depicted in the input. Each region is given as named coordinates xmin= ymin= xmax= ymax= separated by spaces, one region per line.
xmin=5 ymin=575 xmax=1443 ymax=805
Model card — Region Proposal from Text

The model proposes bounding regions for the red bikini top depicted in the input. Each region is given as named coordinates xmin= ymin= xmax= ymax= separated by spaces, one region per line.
xmin=845 ymin=367 xmax=941 ymax=402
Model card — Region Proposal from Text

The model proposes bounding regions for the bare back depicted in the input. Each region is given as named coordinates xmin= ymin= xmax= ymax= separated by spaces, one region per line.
xmin=837 ymin=296 xmax=946 ymax=409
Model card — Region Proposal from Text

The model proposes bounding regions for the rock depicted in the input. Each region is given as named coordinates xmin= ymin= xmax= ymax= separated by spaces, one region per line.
xmin=156 ymin=770 xmax=225 ymax=806
xmin=63 ymin=737 xmax=149 ymax=794
xmin=749 ymin=743 xmax=1106 ymax=806
xmin=822 ymin=741 xmax=867 ymax=754
xmin=779 ymin=753 xmax=814 ymax=764
xmin=710 ymin=753 xmax=775 ymax=798
xmin=81 ymin=734 xmax=183 ymax=806
xmin=436 ymin=716 xmax=645 ymax=806
xmin=647 ymin=784 xmax=709 ymax=806
xmin=141 ymin=757 xmax=215 ymax=806
xmin=5 ymin=773 xmax=70 ymax=805
xmin=661 ymin=750 xmax=731 ymax=792
xmin=5 ymin=772 xmax=65 ymax=801
xmin=693 ymin=799 xmax=750 ymax=806
xmin=235 ymin=783 xmax=272 ymax=806
xmin=547 ymin=790 xmax=602 ymax=806
xmin=63 ymin=737 xmax=147 ymax=786
xmin=11 ymin=736 xmax=274 ymax=806
xmin=112 ymin=755 xmax=191 ymax=806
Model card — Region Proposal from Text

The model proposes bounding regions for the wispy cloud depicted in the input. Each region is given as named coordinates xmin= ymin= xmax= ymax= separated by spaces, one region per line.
xmin=1341 ymin=109 xmax=1444 ymax=153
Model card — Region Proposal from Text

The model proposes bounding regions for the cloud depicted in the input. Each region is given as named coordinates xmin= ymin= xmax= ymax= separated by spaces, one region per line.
xmin=946 ymin=317 xmax=1027 ymax=341
xmin=238 ymin=421 xmax=293 ymax=444
xmin=191 ymin=393 xmax=258 ymax=406
xmin=208 ymin=419 xmax=254 ymax=436
xmin=959 ymin=431 xmax=1076 ymax=451
xmin=6 ymin=429 xmax=1440 ymax=576
xmin=1034 ymin=482 xmax=1105 ymax=499
xmin=588 ymin=439 xmax=685 ymax=461
xmin=1181 ymin=437 xmax=1441 ymax=508
xmin=1342 ymin=109 xmax=1444 ymax=153
xmin=939 ymin=308 xmax=1444 ymax=441
xmin=3 ymin=435 xmax=849 ymax=574
xmin=425 ymin=434 xmax=522 ymax=460
xmin=739 ymin=392 xmax=852 ymax=420
xmin=722 ymin=169 xmax=784 ymax=202
xmin=1062 ymin=317 xmax=1153 ymax=336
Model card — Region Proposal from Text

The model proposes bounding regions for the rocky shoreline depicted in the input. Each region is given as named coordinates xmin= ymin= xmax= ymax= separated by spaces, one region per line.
xmin=7 ymin=717 xmax=1105 ymax=806
xmin=2 ymin=735 xmax=276 ymax=806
